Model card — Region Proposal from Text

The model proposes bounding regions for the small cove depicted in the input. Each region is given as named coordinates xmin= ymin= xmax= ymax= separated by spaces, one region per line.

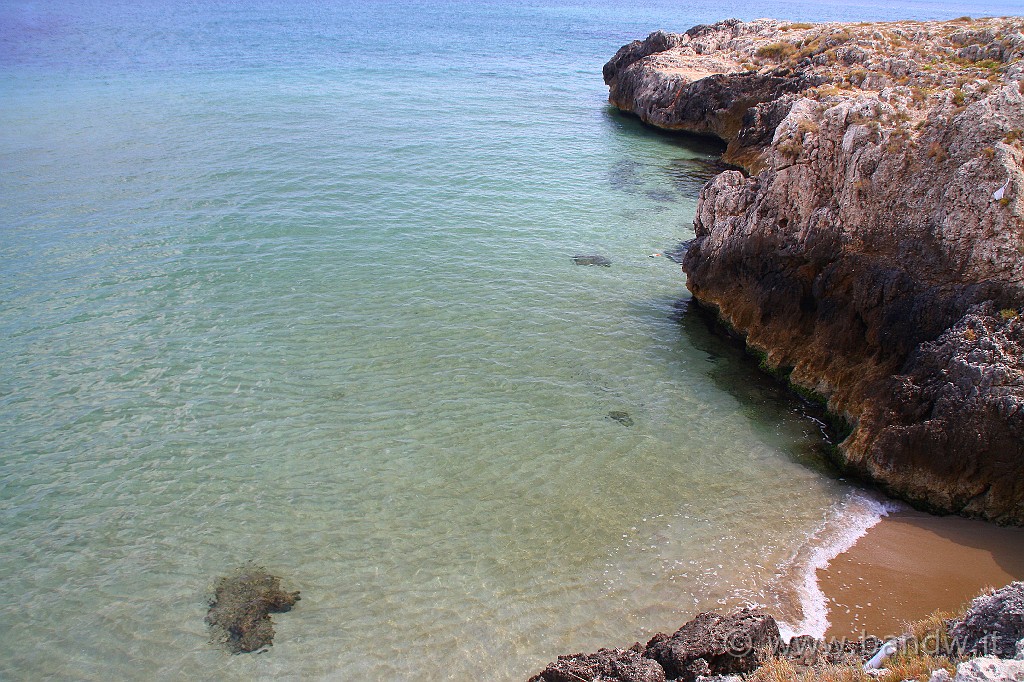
xmin=2 ymin=0 xmax=1020 ymax=677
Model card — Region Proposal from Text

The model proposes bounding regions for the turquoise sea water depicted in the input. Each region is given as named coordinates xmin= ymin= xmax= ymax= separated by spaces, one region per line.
xmin=2 ymin=0 xmax=1022 ymax=679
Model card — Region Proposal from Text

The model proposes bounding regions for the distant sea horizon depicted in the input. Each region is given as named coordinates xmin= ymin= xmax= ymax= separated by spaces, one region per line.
xmin=2 ymin=0 xmax=1022 ymax=678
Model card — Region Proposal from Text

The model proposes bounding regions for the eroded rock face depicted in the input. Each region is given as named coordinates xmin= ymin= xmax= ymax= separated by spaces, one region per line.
xmin=951 ymin=583 xmax=1024 ymax=659
xmin=644 ymin=609 xmax=781 ymax=681
xmin=605 ymin=18 xmax=1024 ymax=523
xmin=206 ymin=564 xmax=300 ymax=654
xmin=527 ymin=647 xmax=666 ymax=682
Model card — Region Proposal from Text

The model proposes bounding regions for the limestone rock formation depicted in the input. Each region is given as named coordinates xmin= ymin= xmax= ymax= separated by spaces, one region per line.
xmin=605 ymin=18 xmax=1024 ymax=523
xmin=526 ymin=594 xmax=1024 ymax=681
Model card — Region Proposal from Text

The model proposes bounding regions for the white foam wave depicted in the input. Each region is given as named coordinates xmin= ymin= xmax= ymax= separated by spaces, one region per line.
xmin=777 ymin=490 xmax=904 ymax=640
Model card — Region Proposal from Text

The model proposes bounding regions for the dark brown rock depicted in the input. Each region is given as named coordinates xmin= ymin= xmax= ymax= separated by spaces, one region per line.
xmin=782 ymin=634 xmax=825 ymax=667
xmin=528 ymin=646 xmax=666 ymax=682
xmin=206 ymin=564 xmax=300 ymax=654
xmin=862 ymin=304 xmax=1024 ymax=522
xmin=644 ymin=609 xmax=781 ymax=681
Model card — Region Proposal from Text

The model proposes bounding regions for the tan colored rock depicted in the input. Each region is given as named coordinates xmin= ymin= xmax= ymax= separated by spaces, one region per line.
xmin=949 ymin=657 xmax=1024 ymax=681
xmin=605 ymin=18 xmax=1024 ymax=524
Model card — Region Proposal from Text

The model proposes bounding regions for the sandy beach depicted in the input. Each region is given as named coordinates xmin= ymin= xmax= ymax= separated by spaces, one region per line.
xmin=818 ymin=510 xmax=1024 ymax=640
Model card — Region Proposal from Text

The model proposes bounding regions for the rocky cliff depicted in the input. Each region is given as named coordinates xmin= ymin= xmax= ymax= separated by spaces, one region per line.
xmin=604 ymin=18 xmax=1024 ymax=524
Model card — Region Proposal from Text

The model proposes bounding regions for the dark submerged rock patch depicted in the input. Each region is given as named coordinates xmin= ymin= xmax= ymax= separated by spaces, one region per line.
xmin=646 ymin=189 xmax=678 ymax=203
xmin=206 ymin=564 xmax=300 ymax=654
xmin=574 ymin=254 xmax=612 ymax=267
xmin=609 ymin=158 xmax=645 ymax=193
xmin=608 ymin=410 xmax=634 ymax=427
xmin=662 ymin=241 xmax=691 ymax=264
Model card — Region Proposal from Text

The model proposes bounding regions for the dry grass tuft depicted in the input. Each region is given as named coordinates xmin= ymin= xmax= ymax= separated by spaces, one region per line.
xmin=887 ymin=653 xmax=955 ymax=681
xmin=748 ymin=656 xmax=800 ymax=682
xmin=757 ymin=42 xmax=798 ymax=62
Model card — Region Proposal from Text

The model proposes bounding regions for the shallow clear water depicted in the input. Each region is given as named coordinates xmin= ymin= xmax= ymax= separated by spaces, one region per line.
xmin=2 ymin=0 xmax=1020 ymax=678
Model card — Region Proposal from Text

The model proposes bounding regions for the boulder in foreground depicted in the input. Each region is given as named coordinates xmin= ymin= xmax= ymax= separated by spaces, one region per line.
xmin=645 ymin=609 xmax=781 ymax=681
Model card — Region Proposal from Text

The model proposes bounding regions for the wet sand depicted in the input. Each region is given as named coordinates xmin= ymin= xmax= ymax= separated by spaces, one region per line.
xmin=819 ymin=510 xmax=1024 ymax=639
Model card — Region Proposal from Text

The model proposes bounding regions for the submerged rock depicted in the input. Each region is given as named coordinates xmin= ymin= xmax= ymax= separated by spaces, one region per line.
xmin=951 ymin=582 xmax=1024 ymax=659
xmin=605 ymin=17 xmax=1024 ymax=523
xmin=528 ymin=647 xmax=666 ymax=682
xmin=206 ymin=564 xmax=300 ymax=654
xmin=609 ymin=159 xmax=645 ymax=193
xmin=646 ymin=189 xmax=678 ymax=203
xmin=645 ymin=609 xmax=781 ymax=681
xmin=608 ymin=410 xmax=634 ymax=427
xmin=574 ymin=254 xmax=612 ymax=267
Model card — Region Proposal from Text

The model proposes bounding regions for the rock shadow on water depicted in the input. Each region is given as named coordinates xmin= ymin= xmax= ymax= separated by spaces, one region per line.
xmin=670 ymin=297 xmax=842 ymax=472
xmin=666 ymin=156 xmax=744 ymax=195
xmin=604 ymin=107 xmax=727 ymax=154
xmin=206 ymin=563 xmax=300 ymax=654
xmin=604 ymin=108 xmax=731 ymax=198
xmin=661 ymin=241 xmax=691 ymax=264
xmin=608 ymin=158 xmax=645 ymax=193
